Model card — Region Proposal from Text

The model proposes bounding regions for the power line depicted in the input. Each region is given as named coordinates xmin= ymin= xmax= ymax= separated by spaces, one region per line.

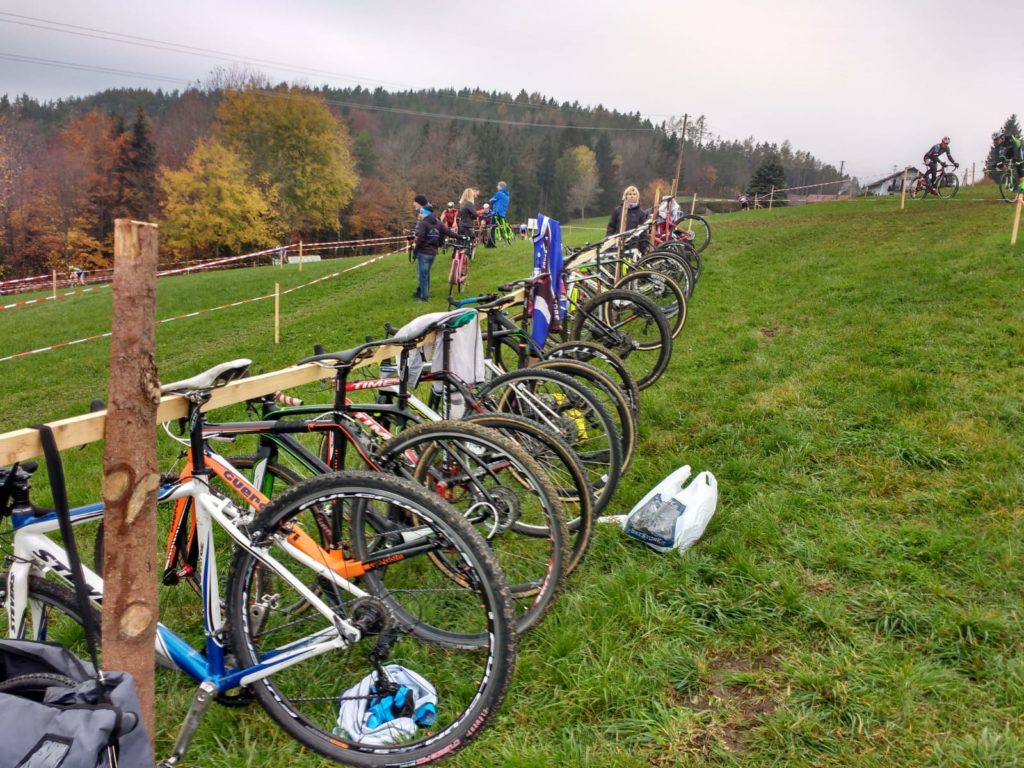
xmin=0 ymin=12 xmax=659 ymax=121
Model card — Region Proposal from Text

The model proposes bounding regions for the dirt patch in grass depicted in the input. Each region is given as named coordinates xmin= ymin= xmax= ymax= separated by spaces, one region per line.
xmin=684 ymin=652 xmax=782 ymax=753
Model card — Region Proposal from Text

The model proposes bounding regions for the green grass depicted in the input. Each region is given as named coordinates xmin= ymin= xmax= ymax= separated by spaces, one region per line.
xmin=3 ymin=188 xmax=1024 ymax=766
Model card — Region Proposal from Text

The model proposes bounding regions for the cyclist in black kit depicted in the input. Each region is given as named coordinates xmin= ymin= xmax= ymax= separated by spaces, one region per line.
xmin=922 ymin=136 xmax=958 ymax=195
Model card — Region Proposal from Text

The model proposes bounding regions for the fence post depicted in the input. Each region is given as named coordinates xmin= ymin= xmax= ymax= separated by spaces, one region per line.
xmin=900 ymin=167 xmax=909 ymax=210
xmin=51 ymin=269 xmax=57 ymax=298
xmin=104 ymin=219 xmax=160 ymax=752
xmin=971 ymin=162 xmax=976 ymax=186
xmin=769 ymin=185 xmax=775 ymax=211
xmin=299 ymin=240 xmax=303 ymax=272
xmin=274 ymin=282 xmax=280 ymax=343
xmin=649 ymin=186 xmax=660 ymax=244
xmin=1012 ymin=194 xmax=1023 ymax=245
xmin=688 ymin=193 xmax=697 ymax=231
xmin=754 ymin=193 xmax=758 ymax=209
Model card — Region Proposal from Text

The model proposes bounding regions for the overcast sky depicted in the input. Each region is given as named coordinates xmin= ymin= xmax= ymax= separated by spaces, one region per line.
xmin=1 ymin=0 xmax=1021 ymax=185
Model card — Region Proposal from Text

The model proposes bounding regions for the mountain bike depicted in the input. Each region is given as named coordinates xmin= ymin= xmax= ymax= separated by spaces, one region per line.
xmin=491 ymin=215 xmax=515 ymax=246
xmin=0 ymin=360 xmax=517 ymax=767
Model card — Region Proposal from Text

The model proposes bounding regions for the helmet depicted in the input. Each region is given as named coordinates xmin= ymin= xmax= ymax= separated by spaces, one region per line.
xmin=482 ymin=203 xmax=490 ymax=209
xmin=446 ymin=201 xmax=455 ymax=208
xmin=940 ymin=136 xmax=950 ymax=144
xmin=993 ymin=131 xmax=1006 ymax=142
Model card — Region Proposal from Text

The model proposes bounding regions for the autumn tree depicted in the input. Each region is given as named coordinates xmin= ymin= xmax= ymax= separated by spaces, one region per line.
xmin=217 ymin=87 xmax=357 ymax=238
xmin=111 ymin=106 xmax=158 ymax=221
xmin=565 ymin=145 xmax=601 ymax=219
xmin=160 ymin=139 xmax=276 ymax=260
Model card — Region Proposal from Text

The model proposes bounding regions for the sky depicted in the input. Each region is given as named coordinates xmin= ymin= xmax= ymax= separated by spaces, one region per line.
xmin=1 ymin=0 xmax=1022 ymax=186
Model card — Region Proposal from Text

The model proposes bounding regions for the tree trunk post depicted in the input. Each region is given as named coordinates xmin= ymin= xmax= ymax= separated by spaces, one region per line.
xmin=900 ymin=167 xmax=909 ymax=210
xmin=769 ymin=185 xmax=775 ymax=211
xmin=670 ymin=114 xmax=688 ymax=199
xmin=1012 ymin=193 xmax=1023 ymax=245
xmin=274 ymin=282 xmax=280 ymax=344
xmin=52 ymin=269 xmax=57 ymax=299
xmin=103 ymin=219 xmax=160 ymax=754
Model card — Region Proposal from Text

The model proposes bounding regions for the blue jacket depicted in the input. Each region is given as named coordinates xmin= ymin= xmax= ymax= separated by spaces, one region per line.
xmin=489 ymin=187 xmax=510 ymax=217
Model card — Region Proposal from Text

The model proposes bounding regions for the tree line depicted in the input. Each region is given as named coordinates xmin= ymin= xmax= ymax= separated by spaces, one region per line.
xmin=0 ymin=77 xmax=843 ymax=277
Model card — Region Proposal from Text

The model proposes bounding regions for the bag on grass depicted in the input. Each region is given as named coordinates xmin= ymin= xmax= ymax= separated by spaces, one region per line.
xmin=622 ymin=465 xmax=718 ymax=553
xmin=335 ymin=664 xmax=437 ymax=746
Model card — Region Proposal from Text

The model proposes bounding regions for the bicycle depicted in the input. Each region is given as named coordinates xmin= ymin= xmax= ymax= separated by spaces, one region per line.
xmin=491 ymin=215 xmax=516 ymax=246
xmin=988 ymin=160 xmax=1023 ymax=203
xmin=1 ymin=361 xmax=517 ymax=767
xmin=447 ymin=238 xmax=472 ymax=298
xmin=910 ymin=161 xmax=959 ymax=199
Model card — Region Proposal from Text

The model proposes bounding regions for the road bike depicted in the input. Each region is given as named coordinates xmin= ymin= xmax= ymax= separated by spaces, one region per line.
xmin=0 ymin=360 xmax=517 ymax=767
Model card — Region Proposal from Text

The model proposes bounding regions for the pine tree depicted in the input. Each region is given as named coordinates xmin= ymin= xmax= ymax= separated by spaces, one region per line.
xmin=986 ymin=114 xmax=1021 ymax=181
xmin=748 ymin=154 xmax=787 ymax=202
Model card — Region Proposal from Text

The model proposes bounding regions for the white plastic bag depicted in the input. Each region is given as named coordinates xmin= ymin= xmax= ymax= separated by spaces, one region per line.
xmin=621 ymin=465 xmax=718 ymax=553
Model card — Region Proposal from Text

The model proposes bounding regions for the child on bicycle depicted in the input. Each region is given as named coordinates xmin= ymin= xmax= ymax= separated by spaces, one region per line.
xmin=992 ymin=131 xmax=1024 ymax=193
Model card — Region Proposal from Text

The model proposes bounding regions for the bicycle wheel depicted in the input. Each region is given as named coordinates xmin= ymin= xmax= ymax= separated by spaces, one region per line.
xmin=0 ymin=573 xmax=98 ymax=661
xmin=614 ymin=269 xmax=687 ymax=340
xmin=675 ymin=214 xmax=711 ymax=253
xmin=909 ymin=178 xmax=927 ymax=200
xmin=462 ymin=412 xmax=595 ymax=574
xmin=940 ymin=172 xmax=959 ymax=198
xmin=373 ymin=420 xmax=568 ymax=635
xmin=638 ymin=250 xmax=695 ymax=300
xmin=571 ymin=288 xmax=673 ymax=390
xmin=476 ymin=368 xmax=623 ymax=521
xmin=532 ymin=358 xmax=638 ymax=476
xmin=542 ymin=340 xmax=640 ymax=418
xmin=226 ymin=471 xmax=516 ymax=767
xmin=999 ymin=170 xmax=1018 ymax=203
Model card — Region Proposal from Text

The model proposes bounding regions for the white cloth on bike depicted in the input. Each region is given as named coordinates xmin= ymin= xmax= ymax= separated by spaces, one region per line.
xmin=335 ymin=664 xmax=437 ymax=746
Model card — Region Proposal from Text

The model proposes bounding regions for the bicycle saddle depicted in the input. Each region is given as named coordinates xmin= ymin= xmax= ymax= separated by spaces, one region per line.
xmin=160 ymin=359 xmax=252 ymax=396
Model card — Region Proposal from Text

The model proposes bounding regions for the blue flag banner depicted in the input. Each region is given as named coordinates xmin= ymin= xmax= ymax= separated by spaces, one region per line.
xmin=530 ymin=214 xmax=563 ymax=350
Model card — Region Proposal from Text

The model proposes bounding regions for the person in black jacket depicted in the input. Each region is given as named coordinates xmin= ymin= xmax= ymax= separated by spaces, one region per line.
xmin=456 ymin=187 xmax=479 ymax=239
xmin=412 ymin=204 xmax=460 ymax=302
xmin=606 ymin=185 xmax=650 ymax=252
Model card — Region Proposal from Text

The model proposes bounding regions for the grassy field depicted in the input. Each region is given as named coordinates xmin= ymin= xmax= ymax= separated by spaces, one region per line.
xmin=2 ymin=189 xmax=1023 ymax=766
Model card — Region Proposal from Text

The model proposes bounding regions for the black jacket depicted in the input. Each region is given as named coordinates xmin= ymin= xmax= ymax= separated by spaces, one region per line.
xmin=456 ymin=202 xmax=478 ymax=233
xmin=414 ymin=213 xmax=460 ymax=256
xmin=606 ymin=203 xmax=649 ymax=236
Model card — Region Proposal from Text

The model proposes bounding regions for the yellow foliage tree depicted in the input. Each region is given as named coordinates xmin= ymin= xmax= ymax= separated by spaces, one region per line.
xmin=216 ymin=87 xmax=357 ymax=237
xmin=159 ymin=139 xmax=276 ymax=261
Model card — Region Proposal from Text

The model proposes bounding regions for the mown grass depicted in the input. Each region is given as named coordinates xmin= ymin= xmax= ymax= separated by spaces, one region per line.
xmin=2 ymin=189 xmax=1023 ymax=766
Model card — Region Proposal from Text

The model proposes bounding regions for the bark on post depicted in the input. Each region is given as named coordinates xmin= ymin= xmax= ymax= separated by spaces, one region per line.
xmin=103 ymin=219 xmax=160 ymax=750
xmin=1012 ymin=193 xmax=1023 ymax=245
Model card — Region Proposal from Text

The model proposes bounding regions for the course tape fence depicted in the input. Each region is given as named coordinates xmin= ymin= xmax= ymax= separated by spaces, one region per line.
xmin=0 ymin=247 xmax=403 ymax=364
xmin=0 ymin=284 xmax=110 ymax=312
xmin=0 ymin=234 xmax=409 ymax=297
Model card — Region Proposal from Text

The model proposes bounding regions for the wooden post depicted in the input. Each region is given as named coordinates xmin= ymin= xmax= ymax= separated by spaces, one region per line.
xmin=670 ymin=113 xmax=689 ymax=198
xmin=52 ymin=269 xmax=57 ymax=298
xmin=1012 ymin=194 xmax=1023 ymax=245
xmin=298 ymin=240 xmax=303 ymax=272
xmin=104 ymin=219 xmax=160 ymax=752
xmin=754 ymin=193 xmax=758 ymax=210
xmin=900 ymin=167 xmax=909 ymax=210
xmin=274 ymin=282 xmax=280 ymax=344
xmin=971 ymin=163 xmax=976 ymax=186
xmin=769 ymin=185 xmax=775 ymax=211
xmin=649 ymin=186 xmax=660 ymax=244
xmin=616 ymin=191 xmax=629 ymax=281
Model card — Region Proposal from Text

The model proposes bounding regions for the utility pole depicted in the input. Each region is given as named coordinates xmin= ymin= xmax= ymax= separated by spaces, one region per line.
xmin=670 ymin=113 xmax=689 ymax=199
xmin=839 ymin=160 xmax=845 ymax=177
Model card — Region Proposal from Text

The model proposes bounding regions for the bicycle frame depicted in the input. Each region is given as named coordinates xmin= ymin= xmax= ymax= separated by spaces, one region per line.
xmin=5 ymin=451 xmax=371 ymax=692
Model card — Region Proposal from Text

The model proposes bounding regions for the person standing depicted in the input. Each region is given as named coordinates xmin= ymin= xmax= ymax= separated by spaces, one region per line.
xmin=488 ymin=181 xmax=510 ymax=247
xmin=412 ymin=203 xmax=459 ymax=302
xmin=456 ymin=188 xmax=478 ymax=239
xmin=606 ymin=185 xmax=650 ymax=252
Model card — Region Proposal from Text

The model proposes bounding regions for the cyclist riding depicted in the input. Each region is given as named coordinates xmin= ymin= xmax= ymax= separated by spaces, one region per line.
xmin=992 ymin=130 xmax=1024 ymax=194
xmin=922 ymin=136 xmax=958 ymax=195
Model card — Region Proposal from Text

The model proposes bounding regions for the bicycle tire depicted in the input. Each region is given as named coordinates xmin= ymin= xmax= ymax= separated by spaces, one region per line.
xmin=372 ymin=420 xmax=568 ymax=635
xmin=542 ymin=340 xmax=640 ymax=417
xmin=614 ymin=269 xmax=687 ymax=340
xmin=532 ymin=358 xmax=638 ymax=476
xmin=0 ymin=573 xmax=98 ymax=660
xmin=654 ymin=240 xmax=702 ymax=283
xmin=909 ymin=178 xmax=926 ymax=200
xmin=475 ymin=367 xmax=623 ymax=519
xmin=488 ymin=332 xmax=530 ymax=371
xmin=226 ymin=471 xmax=516 ymax=767
xmin=462 ymin=412 xmax=595 ymax=574
xmin=675 ymin=214 xmax=711 ymax=253
xmin=940 ymin=172 xmax=960 ymax=198
xmin=999 ymin=170 xmax=1018 ymax=203
xmin=0 ymin=672 xmax=78 ymax=698
xmin=570 ymin=288 xmax=673 ymax=390
xmin=638 ymin=250 xmax=695 ymax=300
